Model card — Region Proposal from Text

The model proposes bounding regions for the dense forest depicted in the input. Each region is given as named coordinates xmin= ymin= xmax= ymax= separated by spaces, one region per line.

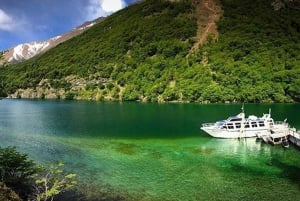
xmin=0 ymin=0 xmax=300 ymax=103
xmin=0 ymin=146 xmax=76 ymax=201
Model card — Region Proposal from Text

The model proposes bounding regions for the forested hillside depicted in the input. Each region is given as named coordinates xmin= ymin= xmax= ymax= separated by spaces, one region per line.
xmin=199 ymin=0 xmax=300 ymax=102
xmin=0 ymin=0 xmax=299 ymax=103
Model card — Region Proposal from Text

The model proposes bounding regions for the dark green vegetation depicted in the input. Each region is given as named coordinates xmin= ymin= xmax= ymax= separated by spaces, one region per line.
xmin=0 ymin=146 xmax=76 ymax=201
xmin=0 ymin=182 xmax=21 ymax=201
xmin=201 ymin=0 xmax=300 ymax=103
xmin=0 ymin=0 xmax=300 ymax=102
xmin=0 ymin=146 xmax=37 ymax=199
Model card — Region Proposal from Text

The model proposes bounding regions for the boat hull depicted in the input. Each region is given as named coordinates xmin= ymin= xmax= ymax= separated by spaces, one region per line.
xmin=201 ymin=127 xmax=270 ymax=139
xmin=201 ymin=124 xmax=289 ymax=139
xmin=200 ymin=109 xmax=289 ymax=139
xmin=289 ymin=130 xmax=300 ymax=148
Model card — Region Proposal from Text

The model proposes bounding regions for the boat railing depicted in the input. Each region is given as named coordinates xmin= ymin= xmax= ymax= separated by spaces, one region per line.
xmin=202 ymin=123 xmax=215 ymax=127
xmin=292 ymin=132 xmax=300 ymax=138
xmin=274 ymin=121 xmax=288 ymax=125
xmin=289 ymin=128 xmax=300 ymax=138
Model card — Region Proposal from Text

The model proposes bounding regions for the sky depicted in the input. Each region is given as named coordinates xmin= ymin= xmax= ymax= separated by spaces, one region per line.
xmin=0 ymin=0 xmax=138 ymax=51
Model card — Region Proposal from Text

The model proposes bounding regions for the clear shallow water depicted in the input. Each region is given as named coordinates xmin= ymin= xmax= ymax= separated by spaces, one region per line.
xmin=0 ymin=99 xmax=300 ymax=201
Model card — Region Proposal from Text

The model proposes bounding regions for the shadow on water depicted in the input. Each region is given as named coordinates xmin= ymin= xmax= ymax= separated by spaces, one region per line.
xmin=1 ymin=100 xmax=300 ymax=200
xmin=230 ymin=163 xmax=271 ymax=177
xmin=56 ymin=191 xmax=124 ymax=201
xmin=270 ymin=158 xmax=300 ymax=189
xmin=56 ymin=184 xmax=138 ymax=201
xmin=115 ymin=142 xmax=137 ymax=155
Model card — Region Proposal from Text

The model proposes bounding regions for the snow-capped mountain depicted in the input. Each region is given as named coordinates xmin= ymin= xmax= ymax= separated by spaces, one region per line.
xmin=3 ymin=17 xmax=104 ymax=63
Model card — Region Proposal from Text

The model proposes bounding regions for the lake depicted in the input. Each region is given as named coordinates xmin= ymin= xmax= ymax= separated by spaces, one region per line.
xmin=0 ymin=99 xmax=300 ymax=201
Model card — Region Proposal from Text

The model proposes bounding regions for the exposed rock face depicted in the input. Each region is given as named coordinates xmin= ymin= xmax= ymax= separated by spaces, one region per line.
xmin=3 ymin=17 xmax=104 ymax=63
xmin=8 ymin=76 xmax=112 ymax=101
xmin=190 ymin=0 xmax=222 ymax=52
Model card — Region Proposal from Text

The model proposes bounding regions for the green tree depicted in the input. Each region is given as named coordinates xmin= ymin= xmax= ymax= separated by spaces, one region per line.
xmin=34 ymin=162 xmax=77 ymax=201
xmin=287 ymin=78 xmax=300 ymax=101
xmin=0 ymin=182 xmax=21 ymax=201
xmin=0 ymin=147 xmax=77 ymax=201
xmin=0 ymin=146 xmax=38 ymax=199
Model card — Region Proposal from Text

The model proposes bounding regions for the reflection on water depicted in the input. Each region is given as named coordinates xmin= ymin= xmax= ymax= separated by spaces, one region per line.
xmin=0 ymin=99 xmax=300 ymax=201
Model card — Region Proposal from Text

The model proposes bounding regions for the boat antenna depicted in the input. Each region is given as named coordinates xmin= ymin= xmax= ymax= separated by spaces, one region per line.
xmin=269 ymin=108 xmax=271 ymax=115
xmin=239 ymin=103 xmax=246 ymax=139
xmin=241 ymin=103 xmax=244 ymax=113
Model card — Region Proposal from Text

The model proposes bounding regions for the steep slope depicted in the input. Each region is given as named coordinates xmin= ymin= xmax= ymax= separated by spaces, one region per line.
xmin=0 ymin=0 xmax=198 ymax=101
xmin=1 ymin=0 xmax=300 ymax=103
xmin=200 ymin=0 xmax=300 ymax=102
xmin=190 ymin=0 xmax=222 ymax=52
xmin=2 ymin=18 xmax=104 ymax=63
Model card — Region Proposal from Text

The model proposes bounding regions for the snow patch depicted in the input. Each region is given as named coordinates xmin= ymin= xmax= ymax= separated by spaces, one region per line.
xmin=12 ymin=44 xmax=25 ymax=60
xmin=27 ymin=41 xmax=49 ymax=58
xmin=79 ymin=22 xmax=96 ymax=30
xmin=86 ymin=22 xmax=95 ymax=28
xmin=8 ymin=56 xmax=14 ymax=62
xmin=12 ymin=41 xmax=50 ymax=61
xmin=51 ymin=35 xmax=61 ymax=41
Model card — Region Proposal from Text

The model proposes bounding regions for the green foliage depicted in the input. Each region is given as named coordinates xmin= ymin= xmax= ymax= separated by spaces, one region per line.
xmin=34 ymin=162 xmax=77 ymax=201
xmin=49 ymin=79 xmax=71 ymax=90
xmin=65 ymin=91 xmax=77 ymax=100
xmin=0 ymin=0 xmax=197 ymax=102
xmin=196 ymin=0 xmax=300 ymax=102
xmin=0 ymin=147 xmax=77 ymax=201
xmin=0 ymin=146 xmax=37 ymax=199
xmin=1 ymin=0 xmax=300 ymax=103
xmin=0 ymin=182 xmax=21 ymax=201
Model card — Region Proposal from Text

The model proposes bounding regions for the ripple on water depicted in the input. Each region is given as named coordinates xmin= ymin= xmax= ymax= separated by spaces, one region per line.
xmin=1 ymin=100 xmax=300 ymax=201
xmin=53 ymin=137 xmax=300 ymax=201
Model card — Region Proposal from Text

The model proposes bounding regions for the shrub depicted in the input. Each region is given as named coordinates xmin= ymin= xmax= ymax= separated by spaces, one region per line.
xmin=0 ymin=182 xmax=21 ymax=201
xmin=0 ymin=146 xmax=38 ymax=199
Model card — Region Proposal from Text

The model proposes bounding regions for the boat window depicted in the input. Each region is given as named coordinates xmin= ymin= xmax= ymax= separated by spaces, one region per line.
xmin=251 ymin=122 xmax=258 ymax=127
xmin=274 ymin=138 xmax=281 ymax=143
xmin=245 ymin=123 xmax=250 ymax=128
xmin=230 ymin=118 xmax=242 ymax=122
xmin=216 ymin=121 xmax=225 ymax=127
xmin=259 ymin=121 xmax=265 ymax=127
xmin=235 ymin=123 xmax=241 ymax=129
xmin=227 ymin=123 xmax=234 ymax=129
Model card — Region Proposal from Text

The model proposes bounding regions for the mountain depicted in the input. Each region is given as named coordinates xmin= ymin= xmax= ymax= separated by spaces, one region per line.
xmin=0 ymin=0 xmax=300 ymax=103
xmin=2 ymin=17 xmax=104 ymax=63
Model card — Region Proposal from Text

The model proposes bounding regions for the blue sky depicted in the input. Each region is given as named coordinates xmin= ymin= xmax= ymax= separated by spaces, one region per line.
xmin=0 ymin=0 xmax=138 ymax=51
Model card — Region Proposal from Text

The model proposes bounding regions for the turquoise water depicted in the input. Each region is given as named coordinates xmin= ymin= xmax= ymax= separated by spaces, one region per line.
xmin=0 ymin=99 xmax=299 ymax=200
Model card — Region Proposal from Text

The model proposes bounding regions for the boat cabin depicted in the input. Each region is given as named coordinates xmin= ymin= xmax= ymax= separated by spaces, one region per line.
xmin=218 ymin=113 xmax=274 ymax=131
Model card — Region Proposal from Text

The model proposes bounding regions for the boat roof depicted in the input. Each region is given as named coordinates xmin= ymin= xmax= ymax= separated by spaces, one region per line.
xmin=225 ymin=113 xmax=271 ymax=122
xmin=270 ymin=132 xmax=288 ymax=138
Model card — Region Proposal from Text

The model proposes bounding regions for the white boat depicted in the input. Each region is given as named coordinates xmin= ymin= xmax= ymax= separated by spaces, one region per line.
xmin=201 ymin=107 xmax=288 ymax=139
xmin=288 ymin=128 xmax=300 ymax=148
xmin=261 ymin=129 xmax=290 ymax=147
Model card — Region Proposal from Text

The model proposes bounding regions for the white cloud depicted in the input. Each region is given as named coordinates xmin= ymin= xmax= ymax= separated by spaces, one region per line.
xmin=0 ymin=9 xmax=16 ymax=31
xmin=0 ymin=9 xmax=30 ymax=34
xmin=85 ymin=0 xmax=104 ymax=20
xmin=0 ymin=8 xmax=40 ymax=49
xmin=85 ymin=0 xmax=127 ymax=21
xmin=101 ymin=0 xmax=127 ymax=12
